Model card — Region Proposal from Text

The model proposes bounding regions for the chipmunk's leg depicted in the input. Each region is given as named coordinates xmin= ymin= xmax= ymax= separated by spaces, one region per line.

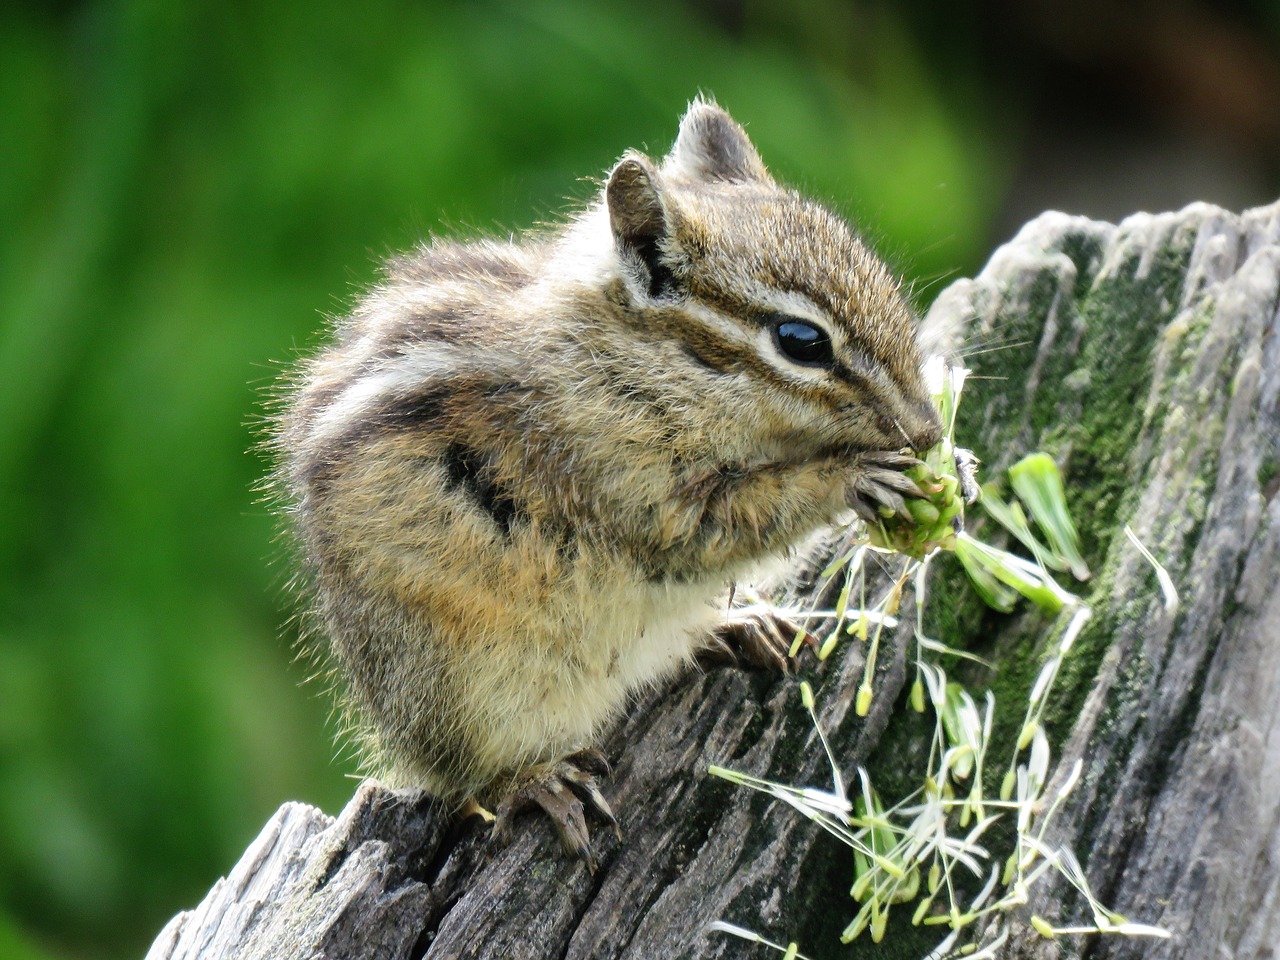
xmin=491 ymin=748 xmax=619 ymax=873
xmin=699 ymin=603 xmax=809 ymax=672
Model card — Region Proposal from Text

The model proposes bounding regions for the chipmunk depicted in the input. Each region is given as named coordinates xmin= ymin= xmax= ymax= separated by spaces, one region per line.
xmin=274 ymin=99 xmax=942 ymax=871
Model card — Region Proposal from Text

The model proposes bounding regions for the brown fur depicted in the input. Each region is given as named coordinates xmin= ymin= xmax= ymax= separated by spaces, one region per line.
xmin=272 ymin=98 xmax=941 ymax=806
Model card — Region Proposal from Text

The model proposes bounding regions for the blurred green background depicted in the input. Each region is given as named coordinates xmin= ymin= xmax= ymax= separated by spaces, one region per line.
xmin=2 ymin=1 xmax=1277 ymax=957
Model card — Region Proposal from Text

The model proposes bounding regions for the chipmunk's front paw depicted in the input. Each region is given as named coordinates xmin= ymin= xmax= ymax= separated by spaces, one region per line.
xmin=845 ymin=451 xmax=928 ymax=522
xmin=699 ymin=604 xmax=806 ymax=673
xmin=491 ymin=749 xmax=619 ymax=874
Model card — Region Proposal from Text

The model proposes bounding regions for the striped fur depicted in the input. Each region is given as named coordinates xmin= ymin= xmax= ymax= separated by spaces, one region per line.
xmin=273 ymin=98 xmax=941 ymax=806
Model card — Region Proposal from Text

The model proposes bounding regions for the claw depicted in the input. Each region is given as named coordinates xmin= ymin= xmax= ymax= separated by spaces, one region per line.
xmin=491 ymin=754 xmax=619 ymax=872
xmin=882 ymin=488 xmax=909 ymax=515
xmin=872 ymin=469 xmax=927 ymax=499
xmin=560 ymin=765 xmax=622 ymax=840
xmin=697 ymin=632 xmax=740 ymax=667
xmin=868 ymin=485 xmax=907 ymax=517
xmin=564 ymin=747 xmax=611 ymax=779
xmin=849 ymin=496 xmax=880 ymax=523
xmin=865 ymin=451 xmax=925 ymax=471
xmin=700 ymin=604 xmax=801 ymax=672
xmin=847 ymin=450 xmax=931 ymax=521
xmin=458 ymin=797 xmax=496 ymax=823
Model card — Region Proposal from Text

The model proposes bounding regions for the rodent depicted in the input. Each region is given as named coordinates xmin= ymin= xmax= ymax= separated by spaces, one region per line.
xmin=273 ymin=99 xmax=942 ymax=869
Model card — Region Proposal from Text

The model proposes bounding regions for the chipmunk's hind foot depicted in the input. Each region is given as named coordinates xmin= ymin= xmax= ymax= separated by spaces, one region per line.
xmin=700 ymin=604 xmax=810 ymax=673
xmin=491 ymin=749 xmax=619 ymax=873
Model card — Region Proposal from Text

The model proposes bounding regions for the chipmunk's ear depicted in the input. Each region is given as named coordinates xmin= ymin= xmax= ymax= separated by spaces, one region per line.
xmin=606 ymin=152 xmax=679 ymax=299
xmin=666 ymin=98 xmax=771 ymax=183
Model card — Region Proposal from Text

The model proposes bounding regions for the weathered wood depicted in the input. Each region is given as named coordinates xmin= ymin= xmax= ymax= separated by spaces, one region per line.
xmin=147 ymin=199 xmax=1280 ymax=960
xmin=930 ymin=202 xmax=1280 ymax=960
xmin=147 ymin=525 xmax=908 ymax=960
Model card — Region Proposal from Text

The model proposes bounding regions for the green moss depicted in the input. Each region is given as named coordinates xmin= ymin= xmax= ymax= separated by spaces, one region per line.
xmin=919 ymin=552 xmax=995 ymax=653
xmin=1260 ymin=457 xmax=1280 ymax=493
xmin=860 ymin=683 xmax=937 ymax=802
xmin=1055 ymin=356 xmax=1155 ymax=550
xmin=761 ymin=216 xmax=1226 ymax=957
xmin=1056 ymin=230 xmax=1109 ymax=299
xmin=1063 ymin=621 xmax=1153 ymax=849
xmin=962 ymin=235 xmax=1195 ymax=569
xmin=981 ymin=615 xmax=1060 ymax=751
xmin=808 ymin=224 xmax=1203 ymax=942
xmin=956 ymin=267 xmax=1068 ymax=459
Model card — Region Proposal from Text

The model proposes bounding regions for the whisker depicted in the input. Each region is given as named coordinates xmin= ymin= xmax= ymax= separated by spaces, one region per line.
xmin=958 ymin=339 xmax=1030 ymax=359
xmin=907 ymin=270 xmax=960 ymax=299
xmin=892 ymin=417 xmax=913 ymax=446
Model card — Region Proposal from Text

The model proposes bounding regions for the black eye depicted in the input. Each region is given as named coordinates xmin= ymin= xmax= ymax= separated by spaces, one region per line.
xmin=773 ymin=318 xmax=834 ymax=367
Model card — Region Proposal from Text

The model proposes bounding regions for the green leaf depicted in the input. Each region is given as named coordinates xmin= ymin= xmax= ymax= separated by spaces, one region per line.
xmin=1009 ymin=454 xmax=1091 ymax=581
xmin=954 ymin=533 xmax=1075 ymax=613
xmin=954 ymin=537 xmax=1020 ymax=612
xmin=979 ymin=484 xmax=1064 ymax=572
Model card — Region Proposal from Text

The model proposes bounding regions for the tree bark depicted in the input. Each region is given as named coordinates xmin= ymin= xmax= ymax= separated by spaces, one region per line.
xmin=147 ymin=199 xmax=1280 ymax=960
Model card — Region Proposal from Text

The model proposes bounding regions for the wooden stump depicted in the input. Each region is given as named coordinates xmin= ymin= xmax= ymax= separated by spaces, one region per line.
xmin=147 ymin=200 xmax=1280 ymax=960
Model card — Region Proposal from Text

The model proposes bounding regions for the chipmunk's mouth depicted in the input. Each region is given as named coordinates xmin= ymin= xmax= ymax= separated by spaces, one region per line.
xmin=811 ymin=442 xmax=928 ymax=465
xmin=754 ymin=409 xmax=935 ymax=466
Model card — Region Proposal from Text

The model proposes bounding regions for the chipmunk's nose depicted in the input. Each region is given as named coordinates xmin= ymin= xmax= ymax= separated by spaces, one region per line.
xmin=914 ymin=401 xmax=944 ymax=451
xmin=883 ymin=401 xmax=942 ymax=453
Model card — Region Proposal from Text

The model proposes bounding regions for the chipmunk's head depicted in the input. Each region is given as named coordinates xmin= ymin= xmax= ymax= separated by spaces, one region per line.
xmin=602 ymin=98 xmax=941 ymax=459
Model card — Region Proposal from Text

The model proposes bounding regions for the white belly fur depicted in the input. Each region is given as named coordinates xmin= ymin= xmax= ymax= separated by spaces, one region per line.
xmin=466 ymin=573 xmax=727 ymax=774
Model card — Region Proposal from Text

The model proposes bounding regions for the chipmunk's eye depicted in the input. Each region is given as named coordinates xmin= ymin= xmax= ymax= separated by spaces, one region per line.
xmin=773 ymin=318 xmax=834 ymax=367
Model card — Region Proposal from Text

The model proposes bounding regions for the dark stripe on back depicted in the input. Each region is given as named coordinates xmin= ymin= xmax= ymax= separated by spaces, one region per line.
xmin=378 ymin=386 xmax=450 ymax=431
xmin=441 ymin=442 xmax=525 ymax=536
xmin=292 ymin=385 xmax=453 ymax=500
xmin=371 ymin=308 xmax=468 ymax=353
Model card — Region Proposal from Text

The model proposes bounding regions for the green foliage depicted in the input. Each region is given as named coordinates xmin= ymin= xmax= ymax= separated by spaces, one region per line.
xmin=0 ymin=0 xmax=1004 ymax=956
